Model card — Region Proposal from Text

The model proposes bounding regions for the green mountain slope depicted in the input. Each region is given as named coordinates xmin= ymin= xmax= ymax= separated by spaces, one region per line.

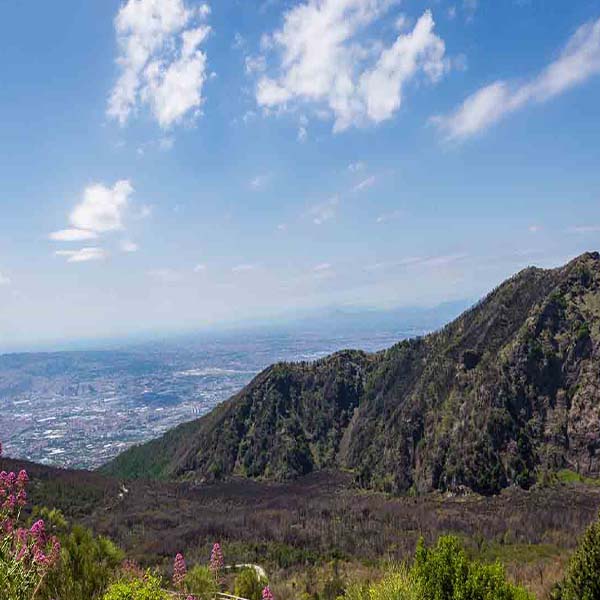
xmin=102 ymin=252 xmax=600 ymax=495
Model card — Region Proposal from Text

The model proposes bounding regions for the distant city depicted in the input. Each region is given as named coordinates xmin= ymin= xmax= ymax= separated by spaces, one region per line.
xmin=1 ymin=320 xmax=440 ymax=469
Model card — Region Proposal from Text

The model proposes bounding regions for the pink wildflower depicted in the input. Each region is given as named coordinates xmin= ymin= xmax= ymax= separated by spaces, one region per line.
xmin=16 ymin=489 xmax=27 ymax=507
xmin=209 ymin=542 xmax=224 ymax=582
xmin=30 ymin=519 xmax=46 ymax=543
xmin=3 ymin=494 xmax=16 ymax=511
xmin=16 ymin=470 xmax=29 ymax=487
xmin=262 ymin=585 xmax=274 ymax=600
xmin=173 ymin=552 xmax=187 ymax=589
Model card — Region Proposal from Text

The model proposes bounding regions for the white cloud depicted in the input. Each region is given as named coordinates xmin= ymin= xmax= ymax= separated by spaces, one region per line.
xmin=108 ymin=0 xmax=211 ymax=128
xmin=420 ymin=253 xmax=467 ymax=267
xmin=433 ymin=17 xmax=600 ymax=141
xmin=353 ymin=175 xmax=376 ymax=192
xmin=313 ymin=262 xmax=334 ymax=278
xmin=0 ymin=272 xmax=11 ymax=286
xmin=148 ymin=268 xmax=184 ymax=282
xmin=255 ymin=2 xmax=449 ymax=131
xmin=309 ymin=195 xmax=339 ymax=224
xmin=232 ymin=264 xmax=257 ymax=272
xmin=297 ymin=115 xmax=308 ymax=141
xmin=49 ymin=228 xmax=98 ymax=242
xmin=376 ymin=208 xmax=403 ymax=223
xmin=233 ymin=32 xmax=246 ymax=50
xmin=245 ymin=54 xmax=267 ymax=74
xmin=51 ymin=181 xmax=139 ymax=262
xmin=121 ymin=240 xmax=139 ymax=252
xmin=348 ymin=161 xmax=366 ymax=172
xmin=313 ymin=262 xmax=331 ymax=271
xmin=70 ymin=180 xmax=133 ymax=233
xmin=55 ymin=247 xmax=107 ymax=263
xmin=159 ymin=136 xmax=175 ymax=150
xmin=277 ymin=223 xmax=288 ymax=231
xmin=297 ymin=124 xmax=307 ymax=141
xmin=528 ymin=224 xmax=542 ymax=233
xmin=250 ymin=174 xmax=270 ymax=189
xmin=567 ymin=225 xmax=600 ymax=233
xmin=135 ymin=204 xmax=153 ymax=220
xmin=193 ymin=263 xmax=207 ymax=272
xmin=365 ymin=253 xmax=466 ymax=271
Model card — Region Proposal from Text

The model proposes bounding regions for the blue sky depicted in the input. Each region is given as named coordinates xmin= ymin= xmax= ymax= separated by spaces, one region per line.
xmin=1 ymin=0 xmax=600 ymax=348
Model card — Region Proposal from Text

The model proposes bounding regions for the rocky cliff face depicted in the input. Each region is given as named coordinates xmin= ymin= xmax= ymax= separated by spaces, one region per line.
xmin=103 ymin=252 xmax=600 ymax=495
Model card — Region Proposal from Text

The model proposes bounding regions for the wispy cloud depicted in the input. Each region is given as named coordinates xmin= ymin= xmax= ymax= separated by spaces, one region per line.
xmin=376 ymin=209 xmax=403 ymax=223
xmin=55 ymin=247 xmax=107 ymax=263
xmin=419 ymin=253 xmax=467 ymax=267
xmin=365 ymin=253 xmax=466 ymax=271
xmin=348 ymin=161 xmax=366 ymax=172
xmin=567 ymin=224 xmax=600 ymax=233
xmin=528 ymin=224 xmax=542 ymax=233
xmin=309 ymin=195 xmax=339 ymax=225
xmin=250 ymin=173 xmax=271 ymax=189
xmin=353 ymin=175 xmax=376 ymax=192
xmin=49 ymin=229 xmax=98 ymax=242
xmin=232 ymin=264 xmax=257 ymax=272
xmin=313 ymin=262 xmax=332 ymax=271
xmin=108 ymin=0 xmax=212 ymax=128
xmin=0 ymin=272 xmax=11 ymax=286
xmin=148 ymin=268 xmax=184 ymax=283
xmin=120 ymin=240 xmax=139 ymax=253
xmin=433 ymin=17 xmax=600 ymax=141
xmin=193 ymin=263 xmax=207 ymax=272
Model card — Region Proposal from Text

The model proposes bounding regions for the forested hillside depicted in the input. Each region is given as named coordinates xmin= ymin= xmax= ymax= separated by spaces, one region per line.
xmin=103 ymin=252 xmax=600 ymax=495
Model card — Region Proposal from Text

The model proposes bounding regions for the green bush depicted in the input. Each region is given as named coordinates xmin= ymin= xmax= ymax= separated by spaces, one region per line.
xmin=414 ymin=536 xmax=533 ymax=600
xmin=38 ymin=509 xmax=124 ymax=600
xmin=184 ymin=564 xmax=219 ymax=600
xmin=338 ymin=536 xmax=533 ymax=600
xmin=551 ymin=513 xmax=600 ymax=600
xmin=234 ymin=567 xmax=267 ymax=600
xmin=102 ymin=573 xmax=168 ymax=600
xmin=369 ymin=567 xmax=419 ymax=600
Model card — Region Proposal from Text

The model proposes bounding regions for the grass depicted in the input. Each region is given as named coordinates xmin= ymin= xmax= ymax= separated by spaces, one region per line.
xmin=555 ymin=469 xmax=600 ymax=486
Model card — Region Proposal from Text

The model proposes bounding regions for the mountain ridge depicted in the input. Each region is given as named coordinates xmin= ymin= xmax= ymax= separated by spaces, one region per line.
xmin=102 ymin=252 xmax=600 ymax=495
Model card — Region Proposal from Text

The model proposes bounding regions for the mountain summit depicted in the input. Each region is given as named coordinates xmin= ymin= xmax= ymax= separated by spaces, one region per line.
xmin=103 ymin=252 xmax=600 ymax=495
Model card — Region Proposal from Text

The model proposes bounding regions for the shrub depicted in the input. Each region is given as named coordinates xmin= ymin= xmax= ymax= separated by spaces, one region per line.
xmin=338 ymin=536 xmax=533 ymax=600
xmin=184 ymin=565 xmax=219 ymax=600
xmin=551 ymin=512 xmax=600 ymax=600
xmin=413 ymin=535 xmax=534 ymax=600
xmin=234 ymin=567 xmax=268 ymax=600
xmin=102 ymin=572 xmax=168 ymax=600
xmin=0 ymin=442 xmax=61 ymax=600
xmin=369 ymin=567 xmax=420 ymax=600
xmin=36 ymin=509 xmax=123 ymax=600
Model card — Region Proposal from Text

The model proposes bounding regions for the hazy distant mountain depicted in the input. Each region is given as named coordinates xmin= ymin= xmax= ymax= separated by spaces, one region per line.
xmin=103 ymin=252 xmax=600 ymax=495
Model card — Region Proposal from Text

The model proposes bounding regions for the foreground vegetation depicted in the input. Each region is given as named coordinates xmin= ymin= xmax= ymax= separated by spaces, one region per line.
xmin=3 ymin=439 xmax=600 ymax=599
